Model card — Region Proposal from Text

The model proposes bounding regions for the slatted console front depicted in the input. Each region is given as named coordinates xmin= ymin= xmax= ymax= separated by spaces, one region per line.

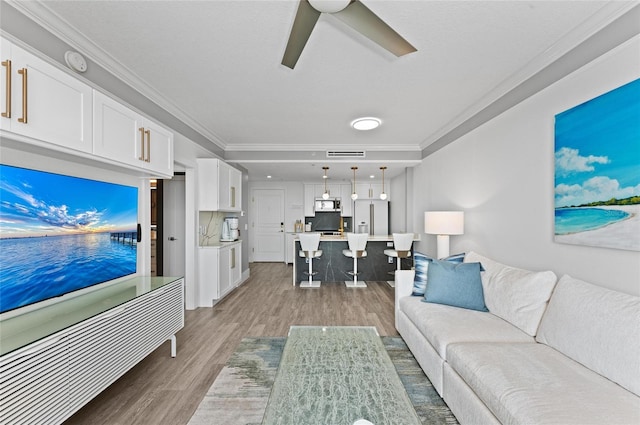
xmin=0 ymin=276 xmax=184 ymax=425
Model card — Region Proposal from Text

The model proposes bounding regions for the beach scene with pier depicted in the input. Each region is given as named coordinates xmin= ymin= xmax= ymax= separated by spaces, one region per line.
xmin=0 ymin=164 xmax=138 ymax=313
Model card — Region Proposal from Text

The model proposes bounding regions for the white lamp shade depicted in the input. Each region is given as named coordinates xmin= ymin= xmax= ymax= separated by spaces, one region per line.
xmin=424 ymin=211 xmax=464 ymax=235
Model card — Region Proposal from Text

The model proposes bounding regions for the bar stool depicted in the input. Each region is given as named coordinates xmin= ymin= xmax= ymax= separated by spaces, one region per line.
xmin=343 ymin=233 xmax=368 ymax=288
xmin=299 ymin=233 xmax=322 ymax=288
xmin=384 ymin=233 xmax=414 ymax=288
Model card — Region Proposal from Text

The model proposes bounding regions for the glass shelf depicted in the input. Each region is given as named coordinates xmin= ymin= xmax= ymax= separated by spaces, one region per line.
xmin=0 ymin=276 xmax=182 ymax=356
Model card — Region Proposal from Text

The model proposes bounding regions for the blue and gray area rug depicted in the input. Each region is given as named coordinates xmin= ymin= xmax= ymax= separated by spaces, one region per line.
xmin=188 ymin=336 xmax=457 ymax=425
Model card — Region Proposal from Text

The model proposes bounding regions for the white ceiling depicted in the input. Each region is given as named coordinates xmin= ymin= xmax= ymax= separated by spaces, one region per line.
xmin=10 ymin=0 xmax=634 ymax=181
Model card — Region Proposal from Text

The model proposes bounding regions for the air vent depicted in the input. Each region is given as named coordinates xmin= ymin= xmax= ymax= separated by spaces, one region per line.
xmin=326 ymin=151 xmax=366 ymax=158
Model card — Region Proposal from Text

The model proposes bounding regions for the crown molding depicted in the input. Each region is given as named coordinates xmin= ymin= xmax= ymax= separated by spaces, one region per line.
xmin=419 ymin=1 xmax=638 ymax=150
xmin=7 ymin=0 xmax=228 ymax=151
xmin=224 ymin=144 xmax=422 ymax=152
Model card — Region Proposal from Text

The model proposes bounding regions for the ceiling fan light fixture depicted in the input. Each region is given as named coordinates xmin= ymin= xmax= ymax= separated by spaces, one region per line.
xmin=308 ymin=0 xmax=351 ymax=14
xmin=351 ymin=117 xmax=381 ymax=131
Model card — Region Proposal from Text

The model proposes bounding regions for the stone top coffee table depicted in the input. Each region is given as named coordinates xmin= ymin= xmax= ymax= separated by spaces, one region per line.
xmin=262 ymin=326 xmax=421 ymax=425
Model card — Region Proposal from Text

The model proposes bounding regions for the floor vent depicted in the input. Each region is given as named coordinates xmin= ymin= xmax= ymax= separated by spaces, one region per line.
xmin=326 ymin=150 xmax=366 ymax=158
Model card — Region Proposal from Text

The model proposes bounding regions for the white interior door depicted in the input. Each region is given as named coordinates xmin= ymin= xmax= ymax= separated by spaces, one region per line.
xmin=251 ymin=189 xmax=285 ymax=262
xmin=163 ymin=175 xmax=185 ymax=277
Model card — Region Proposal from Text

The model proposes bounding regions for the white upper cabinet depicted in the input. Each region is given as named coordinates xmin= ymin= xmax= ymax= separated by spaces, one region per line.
xmin=197 ymin=158 xmax=242 ymax=212
xmin=355 ymin=182 xmax=390 ymax=200
xmin=0 ymin=37 xmax=174 ymax=178
xmin=228 ymin=164 xmax=242 ymax=211
xmin=0 ymin=38 xmax=92 ymax=153
xmin=303 ymin=184 xmax=316 ymax=216
xmin=93 ymin=90 xmax=173 ymax=177
xmin=304 ymin=183 xmax=354 ymax=217
xmin=340 ymin=184 xmax=353 ymax=217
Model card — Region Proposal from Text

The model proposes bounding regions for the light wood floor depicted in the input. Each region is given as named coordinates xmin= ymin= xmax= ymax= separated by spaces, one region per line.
xmin=64 ymin=262 xmax=399 ymax=425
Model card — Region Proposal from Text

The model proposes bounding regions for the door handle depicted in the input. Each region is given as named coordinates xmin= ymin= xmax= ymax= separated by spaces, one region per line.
xmin=145 ymin=129 xmax=151 ymax=162
xmin=139 ymin=127 xmax=145 ymax=161
xmin=1 ymin=59 xmax=10 ymax=118
xmin=168 ymin=236 xmax=177 ymax=241
xmin=17 ymin=68 xmax=27 ymax=123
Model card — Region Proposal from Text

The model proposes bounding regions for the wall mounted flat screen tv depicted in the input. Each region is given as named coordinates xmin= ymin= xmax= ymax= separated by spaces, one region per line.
xmin=0 ymin=164 xmax=139 ymax=314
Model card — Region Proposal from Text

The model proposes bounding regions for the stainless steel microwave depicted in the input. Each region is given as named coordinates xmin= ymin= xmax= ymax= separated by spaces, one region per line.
xmin=314 ymin=199 xmax=341 ymax=212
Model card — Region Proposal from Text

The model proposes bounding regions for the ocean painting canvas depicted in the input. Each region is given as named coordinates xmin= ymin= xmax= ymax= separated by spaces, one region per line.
xmin=554 ymin=78 xmax=640 ymax=251
xmin=0 ymin=165 xmax=139 ymax=314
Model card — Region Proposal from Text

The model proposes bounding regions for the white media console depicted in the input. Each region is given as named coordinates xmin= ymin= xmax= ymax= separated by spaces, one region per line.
xmin=0 ymin=276 xmax=184 ymax=424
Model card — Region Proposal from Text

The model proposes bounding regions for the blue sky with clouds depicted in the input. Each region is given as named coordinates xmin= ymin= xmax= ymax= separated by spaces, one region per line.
xmin=0 ymin=165 xmax=138 ymax=238
xmin=555 ymin=78 xmax=640 ymax=208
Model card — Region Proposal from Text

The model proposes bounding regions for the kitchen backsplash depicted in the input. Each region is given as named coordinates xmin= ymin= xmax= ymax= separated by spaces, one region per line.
xmin=199 ymin=211 xmax=226 ymax=246
xmin=305 ymin=214 xmax=352 ymax=232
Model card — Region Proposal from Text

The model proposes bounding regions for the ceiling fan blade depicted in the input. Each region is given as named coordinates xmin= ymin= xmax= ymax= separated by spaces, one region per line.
xmin=282 ymin=0 xmax=322 ymax=69
xmin=333 ymin=1 xmax=416 ymax=57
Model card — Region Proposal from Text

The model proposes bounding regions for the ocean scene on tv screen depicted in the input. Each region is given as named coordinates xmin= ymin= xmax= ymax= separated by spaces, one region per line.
xmin=0 ymin=164 xmax=138 ymax=313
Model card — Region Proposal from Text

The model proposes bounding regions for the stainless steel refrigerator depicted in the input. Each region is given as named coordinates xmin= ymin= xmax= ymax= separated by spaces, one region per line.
xmin=354 ymin=200 xmax=389 ymax=235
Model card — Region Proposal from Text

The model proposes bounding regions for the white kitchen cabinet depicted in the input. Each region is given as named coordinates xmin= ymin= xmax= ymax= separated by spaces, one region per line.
xmin=0 ymin=37 xmax=92 ymax=153
xmin=93 ymin=90 xmax=173 ymax=177
xmin=303 ymin=184 xmax=316 ymax=216
xmin=315 ymin=183 xmax=341 ymax=198
xmin=229 ymin=244 xmax=241 ymax=288
xmin=229 ymin=164 xmax=242 ymax=211
xmin=304 ymin=183 xmax=347 ymax=217
xmin=340 ymin=184 xmax=354 ymax=217
xmin=355 ymin=182 xmax=390 ymax=200
xmin=197 ymin=158 xmax=242 ymax=212
xmin=285 ymin=232 xmax=300 ymax=264
xmin=198 ymin=241 xmax=242 ymax=306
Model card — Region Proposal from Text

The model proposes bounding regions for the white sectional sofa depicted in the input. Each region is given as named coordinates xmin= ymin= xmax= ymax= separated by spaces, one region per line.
xmin=395 ymin=251 xmax=640 ymax=424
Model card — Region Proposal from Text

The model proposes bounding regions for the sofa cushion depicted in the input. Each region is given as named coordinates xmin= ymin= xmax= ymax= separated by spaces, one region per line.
xmin=536 ymin=274 xmax=640 ymax=396
xmin=424 ymin=260 xmax=488 ymax=312
xmin=399 ymin=296 xmax=533 ymax=360
xmin=464 ymin=251 xmax=557 ymax=336
xmin=447 ymin=342 xmax=640 ymax=425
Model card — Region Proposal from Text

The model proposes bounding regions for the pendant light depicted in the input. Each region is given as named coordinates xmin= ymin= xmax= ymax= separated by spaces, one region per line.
xmin=351 ymin=166 xmax=359 ymax=201
xmin=379 ymin=166 xmax=388 ymax=200
xmin=322 ymin=166 xmax=330 ymax=200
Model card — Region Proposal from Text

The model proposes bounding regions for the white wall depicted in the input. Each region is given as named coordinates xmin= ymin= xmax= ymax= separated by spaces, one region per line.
xmin=412 ymin=35 xmax=640 ymax=296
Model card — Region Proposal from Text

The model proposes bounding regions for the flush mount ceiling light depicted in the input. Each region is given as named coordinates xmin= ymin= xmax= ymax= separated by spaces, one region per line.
xmin=322 ymin=166 xmax=330 ymax=199
xmin=351 ymin=117 xmax=381 ymax=131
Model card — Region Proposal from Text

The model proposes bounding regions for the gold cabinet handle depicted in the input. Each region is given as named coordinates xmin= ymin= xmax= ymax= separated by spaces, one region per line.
xmin=1 ymin=59 xmax=10 ymax=118
xmin=17 ymin=68 xmax=27 ymax=123
xmin=145 ymin=129 xmax=151 ymax=162
xmin=138 ymin=127 xmax=145 ymax=161
xmin=231 ymin=247 xmax=236 ymax=269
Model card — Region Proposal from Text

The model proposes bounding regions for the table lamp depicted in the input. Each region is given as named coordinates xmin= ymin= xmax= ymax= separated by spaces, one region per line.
xmin=424 ymin=211 xmax=464 ymax=259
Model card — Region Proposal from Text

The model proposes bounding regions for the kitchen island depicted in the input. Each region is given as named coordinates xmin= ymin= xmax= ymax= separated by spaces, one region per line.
xmin=292 ymin=234 xmax=419 ymax=285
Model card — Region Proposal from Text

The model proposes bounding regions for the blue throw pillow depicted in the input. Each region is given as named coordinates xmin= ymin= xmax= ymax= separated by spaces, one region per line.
xmin=411 ymin=252 xmax=466 ymax=296
xmin=422 ymin=260 xmax=488 ymax=312
xmin=411 ymin=252 xmax=434 ymax=296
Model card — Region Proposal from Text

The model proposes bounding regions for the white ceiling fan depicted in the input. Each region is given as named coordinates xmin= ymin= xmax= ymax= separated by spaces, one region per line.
xmin=282 ymin=0 xmax=417 ymax=69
